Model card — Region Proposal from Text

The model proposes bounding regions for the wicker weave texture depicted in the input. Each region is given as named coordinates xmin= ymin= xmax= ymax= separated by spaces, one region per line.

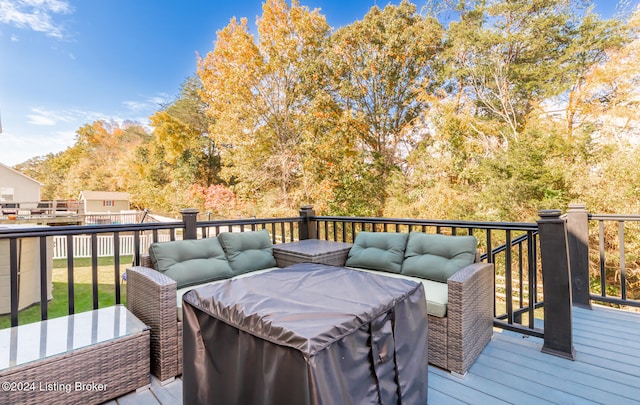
xmin=126 ymin=266 xmax=179 ymax=382
xmin=272 ymin=240 xmax=352 ymax=268
xmin=177 ymin=321 xmax=183 ymax=376
xmin=427 ymin=315 xmax=448 ymax=370
xmin=0 ymin=331 xmax=149 ymax=405
xmin=274 ymin=250 xmax=349 ymax=267
xmin=446 ymin=262 xmax=495 ymax=374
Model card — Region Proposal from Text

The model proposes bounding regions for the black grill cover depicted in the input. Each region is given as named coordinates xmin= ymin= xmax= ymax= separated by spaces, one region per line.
xmin=182 ymin=263 xmax=428 ymax=405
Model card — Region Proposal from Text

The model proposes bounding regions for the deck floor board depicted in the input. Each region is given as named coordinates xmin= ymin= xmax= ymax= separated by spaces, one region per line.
xmin=111 ymin=306 xmax=640 ymax=405
xmin=490 ymin=329 xmax=640 ymax=388
xmin=477 ymin=341 xmax=639 ymax=404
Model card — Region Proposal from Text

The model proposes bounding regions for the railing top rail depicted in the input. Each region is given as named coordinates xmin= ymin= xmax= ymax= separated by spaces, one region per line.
xmin=0 ymin=216 xmax=305 ymax=239
xmin=198 ymin=217 xmax=303 ymax=227
xmin=314 ymin=215 xmax=538 ymax=231
xmin=588 ymin=213 xmax=640 ymax=221
xmin=0 ymin=222 xmax=183 ymax=238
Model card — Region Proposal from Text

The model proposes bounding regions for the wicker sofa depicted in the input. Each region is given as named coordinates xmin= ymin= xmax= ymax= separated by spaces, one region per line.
xmin=127 ymin=230 xmax=494 ymax=382
xmin=343 ymin=231 xmax=494 ymax=375
xmin=126 ymin=229 xmax=280 ymax=383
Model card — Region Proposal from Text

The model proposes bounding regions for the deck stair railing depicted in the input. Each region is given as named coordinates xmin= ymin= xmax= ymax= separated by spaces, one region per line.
xmin=566 ymin=203 xmax=640 ymax=309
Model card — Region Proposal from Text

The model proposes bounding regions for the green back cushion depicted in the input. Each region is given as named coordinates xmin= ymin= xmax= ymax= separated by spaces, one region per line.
xmin=148 ymin=237 xmax=233 ymax=289
xmin=345 ymin=232 xmax=408 ymax=273
xmin=402 ymin=232 xmax=477 ymax=282
xmin=218 ymin=229 xmax=276 ymax=275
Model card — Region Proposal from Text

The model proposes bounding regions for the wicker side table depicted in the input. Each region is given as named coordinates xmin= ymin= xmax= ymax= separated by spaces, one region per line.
xmin=273 ymin=239 xmax=353 ymax=267
xmin=0 ymin=305 xmax=150 ymax=405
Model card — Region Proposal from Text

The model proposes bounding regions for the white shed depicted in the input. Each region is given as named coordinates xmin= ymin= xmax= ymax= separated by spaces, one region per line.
xmin=79 ymin=190 xmax=131 ymax=214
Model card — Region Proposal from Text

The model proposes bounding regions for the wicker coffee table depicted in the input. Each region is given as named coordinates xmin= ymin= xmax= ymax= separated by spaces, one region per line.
xmin=0 ymin=305 xmax=150 ymax=405
xmin=272 ymin=239 xmax=352 ymax=267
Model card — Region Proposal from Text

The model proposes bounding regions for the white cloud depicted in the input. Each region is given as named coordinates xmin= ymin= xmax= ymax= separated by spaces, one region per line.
xmin=24 ymin=106 xmax=110 ymax=127
xmin=26 ymin=113 xmax=56 ymax=126
xmin=123 ymin=94 xmax=170 ymax=113
xmin=0 ymin=102 xmax=158 ymax=165
xmin=0 ymin=129 xmax=73 ymax=165
xmin=122 ymin=100 xmax=149 ymax=112
xmin=67 ymin=108 xmax=109 ymax=123
xmin=26 ymin=107 xmax=68 ymax=125
xmin=0 ymin=0 xmax=73 ymax=38
xmin=149 ymin=94 xmax=170 ymax=105
xmin=10 ymin=34 xmax=18 ymax=42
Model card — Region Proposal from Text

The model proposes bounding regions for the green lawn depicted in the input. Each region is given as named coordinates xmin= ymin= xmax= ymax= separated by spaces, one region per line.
xmin=0 ymin=256 xmax=133 ymax=329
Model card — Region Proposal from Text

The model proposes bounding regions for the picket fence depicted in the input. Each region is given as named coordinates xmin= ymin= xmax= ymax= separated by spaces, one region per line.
xmin=52 ymin=234 xmax=180 ymax=259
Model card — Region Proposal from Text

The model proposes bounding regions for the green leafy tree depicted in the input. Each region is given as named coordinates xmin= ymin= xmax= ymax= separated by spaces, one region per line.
xmin=441 ymin=0 xmax=623 ymax=144
xmin=324 ymin=1 xmax=443 ymax=212
xmin=149 ymin=76 xmax=219 ymax=187
xmin=392 ymin=0 xmax=627 ymax=221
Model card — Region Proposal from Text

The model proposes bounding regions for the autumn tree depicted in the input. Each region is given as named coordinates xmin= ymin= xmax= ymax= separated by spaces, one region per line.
xmin=51 ymin=120 xmax=148 ymax=198
xmin=568 ymin=7 xmax=639 ymax=145
xmin=128 ymin=76 xmax=220 ymax=214
xmin=198 ymin=0 xmax=330 ymax=212
xmin=15 ymin=153 xmax=73 ymax=200
xmin=188 ymin=184 xmax=241 ymax=218
xmin=17 ymin=1 xmax=640 ymax=222
xmin=567 ymin=7 xmax=640 ymax=213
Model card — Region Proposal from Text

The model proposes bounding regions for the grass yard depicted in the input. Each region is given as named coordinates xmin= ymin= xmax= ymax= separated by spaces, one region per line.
xmin=0 ymin=256 xmax=133 ymax=329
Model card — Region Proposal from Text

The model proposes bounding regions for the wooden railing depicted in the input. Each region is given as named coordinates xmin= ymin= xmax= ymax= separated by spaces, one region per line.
xmin=1 ymin=200 xmax=81 ymax=216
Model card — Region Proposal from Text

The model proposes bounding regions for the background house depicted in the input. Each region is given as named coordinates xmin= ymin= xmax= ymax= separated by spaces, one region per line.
xmin=0 ymin=162 xmax=41 ymax=213
xmin=79 ymin=190 xmax=131 ymax=214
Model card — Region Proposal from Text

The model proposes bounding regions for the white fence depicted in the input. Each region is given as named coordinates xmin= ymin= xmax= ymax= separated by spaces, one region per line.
xmin=51 ymin=225 xmax=246 ymax=259
xmin=52 ymin=234 xmax=179 ymax=259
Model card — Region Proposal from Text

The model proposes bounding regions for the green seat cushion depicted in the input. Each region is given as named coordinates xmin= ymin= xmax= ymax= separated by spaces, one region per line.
xmin=218 ymin=229 xmax=277 ymax=275
xmin=148 ymin=237 xmax=233 ymax=289
xmin=402 ymin=232 xmax=477 ymax=282
xmin=345 ymin=232 xmax=409 ymax=274
xmin=346 ymin=267 xmax=449 ymax=317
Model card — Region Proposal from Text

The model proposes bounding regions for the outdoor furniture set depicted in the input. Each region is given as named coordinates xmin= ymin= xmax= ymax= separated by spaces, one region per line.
xmin=0 ymin=305 xmax=150 ymax=405
xmin=126 ymin=228 xmax=494 ymax=386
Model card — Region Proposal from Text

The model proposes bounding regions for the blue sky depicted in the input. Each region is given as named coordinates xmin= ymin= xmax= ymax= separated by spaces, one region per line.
xmin=0 ymin=0 xmax=634 ymax=166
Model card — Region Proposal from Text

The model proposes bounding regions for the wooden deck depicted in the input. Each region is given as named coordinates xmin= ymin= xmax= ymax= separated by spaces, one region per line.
xmin=106 ymin=305 xmax=640 ymax=404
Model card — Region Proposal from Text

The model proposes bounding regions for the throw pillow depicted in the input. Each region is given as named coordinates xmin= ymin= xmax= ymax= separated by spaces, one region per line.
xmin=148 ymin=237 xmax=233 ymax=289
xmin=217 ymin=229 xmax=277 ymax=275
xmin=345 ymin=231 xmax=409 ymax=273
xmin=402 ymin=232 xmax=477 ymax=282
